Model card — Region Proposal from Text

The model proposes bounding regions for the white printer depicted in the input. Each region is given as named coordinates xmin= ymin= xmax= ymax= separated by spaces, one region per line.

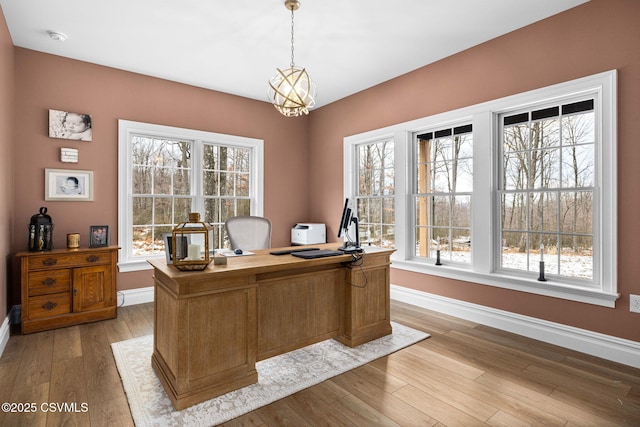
xmin=291 ymin=223 xmax=326 ymax=245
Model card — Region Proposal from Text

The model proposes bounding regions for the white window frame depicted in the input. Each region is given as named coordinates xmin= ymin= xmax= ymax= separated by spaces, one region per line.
xmin=118 ymin=120 xmax=264 ymax=272
xmin=344 ymin=70 xmax=617 ymax=307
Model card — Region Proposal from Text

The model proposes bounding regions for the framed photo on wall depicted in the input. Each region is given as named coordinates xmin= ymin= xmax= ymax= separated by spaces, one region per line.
xmin=48 ymin=109 xmax=93 ymax=141
xmin=45 ymin=168 xmax=94 ymax=201
xmin=89 ymin=225 xmax=109 ymax=248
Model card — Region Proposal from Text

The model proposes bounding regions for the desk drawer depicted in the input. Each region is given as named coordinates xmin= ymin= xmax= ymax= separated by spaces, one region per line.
xmin=28 ymin=269 xmax=71 ymax=296
xmin=28 ymin=293 xmax=71 ymax=319
xmin=27 ymin=251 xmax=111 ymax=270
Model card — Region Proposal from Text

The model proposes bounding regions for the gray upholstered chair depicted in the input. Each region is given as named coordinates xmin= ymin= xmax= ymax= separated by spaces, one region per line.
xmin=224 ymin=216 xmax=272 ymax=251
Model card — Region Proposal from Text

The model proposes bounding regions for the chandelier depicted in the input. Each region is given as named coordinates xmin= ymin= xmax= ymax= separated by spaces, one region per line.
xmin=268 ymin=0 xmax=317 ymax=117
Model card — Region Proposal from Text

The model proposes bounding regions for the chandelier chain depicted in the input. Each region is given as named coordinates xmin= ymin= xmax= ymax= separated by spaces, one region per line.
xmin=290 ymin=6 xmax=295 ymax=68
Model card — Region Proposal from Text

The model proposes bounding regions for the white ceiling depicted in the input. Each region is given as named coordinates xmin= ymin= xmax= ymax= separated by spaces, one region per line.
xmin=1 ymin=0 xmax=588 ymax=109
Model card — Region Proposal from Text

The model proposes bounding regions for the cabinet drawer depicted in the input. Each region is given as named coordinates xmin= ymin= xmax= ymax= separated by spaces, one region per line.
xmin=28 ymin=270 xmax=71 ymax=296
xmin=28 ymin=293 xmax=71 ymax=319
xmin=27 ymin=251 xmax=111 ymax=270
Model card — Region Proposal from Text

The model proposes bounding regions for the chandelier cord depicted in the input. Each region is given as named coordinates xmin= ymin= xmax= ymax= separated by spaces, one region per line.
xmin=289 ymin=5 xmax=295 ymax=68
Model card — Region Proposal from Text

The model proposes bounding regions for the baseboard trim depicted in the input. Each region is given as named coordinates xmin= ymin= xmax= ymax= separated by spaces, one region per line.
xmin=390 ymin=284 xmax=640 ymax=369
xmin=0 ymin=315 xmax=9 ymax=359
xmin=119 ymin=286 xmax=154 ymax=307
xmin=0 ymin=306 xmax=16 ymax=360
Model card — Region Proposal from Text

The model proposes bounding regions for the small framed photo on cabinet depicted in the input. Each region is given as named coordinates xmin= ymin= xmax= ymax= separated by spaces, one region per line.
xmin=89 ymin=225 xmax=109 ymax=248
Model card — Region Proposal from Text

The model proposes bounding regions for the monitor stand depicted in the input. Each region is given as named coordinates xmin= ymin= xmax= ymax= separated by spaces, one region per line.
xmin=339 ymin=216 xmax=362 ymax=253
xmin=339 ymin=243 xmax=363 ymax=254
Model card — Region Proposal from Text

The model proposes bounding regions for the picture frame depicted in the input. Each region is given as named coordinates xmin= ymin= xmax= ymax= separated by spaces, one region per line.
xmin=49 ymin=109 xmax=93 ymax=141
xmin=45 ymin=168 xmax=94 ymax=201
xmin=163 ymin=232 xmax=188 ymax=264
xmin=89 ymin=225 xmax=109 ymax=248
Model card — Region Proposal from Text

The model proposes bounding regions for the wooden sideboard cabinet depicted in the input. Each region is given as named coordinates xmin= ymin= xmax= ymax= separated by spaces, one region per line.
xmin=17 ymin=246 xmax=118 ymax=334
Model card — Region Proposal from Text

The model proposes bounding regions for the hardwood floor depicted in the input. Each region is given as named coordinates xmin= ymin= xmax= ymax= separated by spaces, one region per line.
xmin=1 ymin=300 xmax=638 ymax=426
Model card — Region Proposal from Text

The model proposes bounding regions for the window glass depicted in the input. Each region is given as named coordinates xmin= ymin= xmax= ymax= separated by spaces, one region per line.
xmin=356 ymin=139 xmax=394 ymax=247
xmin=415 ymin=126 xmax=473 ymax=263
xmin=499 ymin=100 xmax=595 ymax=281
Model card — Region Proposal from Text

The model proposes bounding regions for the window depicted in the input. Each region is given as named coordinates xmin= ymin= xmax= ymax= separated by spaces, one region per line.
xmin=344 ymin=71 xmax=617 ymax=307
xmin=499 ymin=100 xmax=595 ymax=282
xmin=355 ymin=139 xmax=395 ymax=247
xmin=415 ymin=125 xmax=473 ymax=263
xmin=118 ymin=120 xmax=263 ymax=271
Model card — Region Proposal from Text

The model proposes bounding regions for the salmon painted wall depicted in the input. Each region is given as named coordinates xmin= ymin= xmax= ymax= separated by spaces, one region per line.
xmin=11 ymin=49 xmax=311 ymax=298
xmin=0 ymin=6 xmax=14 ymax=318
xmin=309 ymin=0 xmax=640 ymax=342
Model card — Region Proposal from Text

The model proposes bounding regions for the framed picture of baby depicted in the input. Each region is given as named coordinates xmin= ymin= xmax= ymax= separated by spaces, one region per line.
xmin=48 ymin=109 xmax=92 ymax=141
xmin=44 ymin=168 xmax=94 ymax=201
xmin=89 ymin=225 xmax=109 ymax=248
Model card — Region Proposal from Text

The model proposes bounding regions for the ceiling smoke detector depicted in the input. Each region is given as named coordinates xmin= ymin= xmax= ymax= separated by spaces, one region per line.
xmin=47 ymin=31 xmax=67 ymax=42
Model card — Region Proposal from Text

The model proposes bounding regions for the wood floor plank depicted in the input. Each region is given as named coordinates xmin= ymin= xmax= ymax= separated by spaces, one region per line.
xmin=254 ymin=398 xmax=314 ymax=427
xmin=52 ymin=325 xmax=82 ymax=361
xmin=221 ymin=411 xmax=267 ymax=426
xmin=350 ymin=362 xmax=408 ymax=393
xmin=100 ymin=316 xmax=134 ymax=345
xmin=12 ymin=330 xmax=54 ymax=392
xmin=332 ymin=368 xmax=438 ymax=426
xmin=79 ymin=322 xmax=126 ymax=404
xmin=308 ymin=377 xmax=352 ymax=405
xmin=4 ymin=382 xmax=49 ymax=427
xmin=46 ymin=356 xmax=90 ymax=426
xmin=392 ymin=384 xmax=487 ymax=426
xmin=285 ymin=388 xmax=359 ymax=426
xmin=330 ymin=393 xmax=403 ymax=427
xmin=87 ymin=396 xmax=135 ymax=427
xmin=475 ymin=372 xmax=617 ymax=427
xmin=117 ymin=304 xmax=153 ymax=338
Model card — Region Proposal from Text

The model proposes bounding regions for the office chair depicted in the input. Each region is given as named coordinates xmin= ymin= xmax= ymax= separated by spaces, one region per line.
xmin=225 ymin=216 xmax=272 ymax=251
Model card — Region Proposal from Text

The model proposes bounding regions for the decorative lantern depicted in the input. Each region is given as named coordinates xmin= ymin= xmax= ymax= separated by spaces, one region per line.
xmin=172 ymin=212 xmax=213 ymax=271
xmin=28 ymin=207 xmax=54 ymax=251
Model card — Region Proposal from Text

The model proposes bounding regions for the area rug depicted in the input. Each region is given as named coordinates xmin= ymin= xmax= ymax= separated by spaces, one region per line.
xmin=111 ymin=322 xmax=429 ymax=426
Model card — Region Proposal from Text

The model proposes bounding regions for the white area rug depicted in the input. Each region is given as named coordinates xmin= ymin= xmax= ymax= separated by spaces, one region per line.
xmin=112 ymin=322 xmax=429 ymax=426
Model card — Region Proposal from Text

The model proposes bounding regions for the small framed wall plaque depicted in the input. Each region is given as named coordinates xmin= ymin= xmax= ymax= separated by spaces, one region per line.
xmin=61 ymin=148 xmax=79 ymax=163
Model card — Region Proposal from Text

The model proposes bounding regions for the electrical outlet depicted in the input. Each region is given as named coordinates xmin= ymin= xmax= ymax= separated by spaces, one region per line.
xmin=631 ymin=294 xmax=640 ymax=313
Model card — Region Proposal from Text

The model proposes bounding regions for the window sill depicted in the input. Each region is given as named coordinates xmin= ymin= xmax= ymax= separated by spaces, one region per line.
xmin=390 ymin=256 xmax=619 ymax=308
xmin=118 ymin=259 xmax=154 ymax=273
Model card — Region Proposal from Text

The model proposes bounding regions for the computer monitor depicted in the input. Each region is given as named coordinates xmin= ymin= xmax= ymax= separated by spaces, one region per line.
xmin=337 ymin=198 xmax=361 ymax=252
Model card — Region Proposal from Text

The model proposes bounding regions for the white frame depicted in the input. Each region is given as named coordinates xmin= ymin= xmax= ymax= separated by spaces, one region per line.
xmin=118 ymin=120 xmax=264 ymax=272
xmin=344 ymin=70 xmax=618 ymax=307
xmin=45 ymin=168 xmax=94 ymax=201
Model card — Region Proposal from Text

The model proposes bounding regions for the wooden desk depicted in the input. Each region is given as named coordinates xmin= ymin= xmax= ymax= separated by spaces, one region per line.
xmin=148 ymin=244 xmax=393 ymax=410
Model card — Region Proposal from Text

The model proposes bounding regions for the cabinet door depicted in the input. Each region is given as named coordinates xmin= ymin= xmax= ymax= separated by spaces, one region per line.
xmin=72 ymin=265 xmax=114 ymax=312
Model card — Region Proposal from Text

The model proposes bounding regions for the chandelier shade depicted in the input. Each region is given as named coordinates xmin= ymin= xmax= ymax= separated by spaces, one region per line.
xmin=268 ymin=0 xmax=316 ymax=117
xmin=268 ymin=66 xmax=317 ymax=117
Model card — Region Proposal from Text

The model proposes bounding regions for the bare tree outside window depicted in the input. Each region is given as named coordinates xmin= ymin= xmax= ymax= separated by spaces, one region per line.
xmin=356 ymin=139 xmax=395 ymax=248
